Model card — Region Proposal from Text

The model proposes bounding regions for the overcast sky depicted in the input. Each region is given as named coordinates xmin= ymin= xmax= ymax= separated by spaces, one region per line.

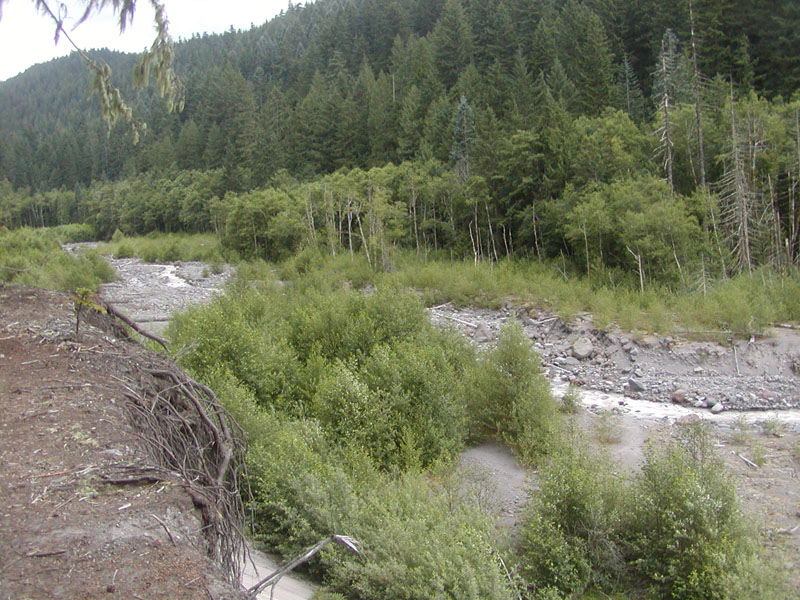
xmin=0 ymin=0 xmax=291 ymax=82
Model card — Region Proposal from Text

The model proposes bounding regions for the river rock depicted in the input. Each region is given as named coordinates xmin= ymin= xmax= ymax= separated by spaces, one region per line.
xmin=672 ymin=389 xmax=687 ymax=404
xmin=710 ymin=402 xmax=725 ymax=414
xmin=676 ymin=413 xmax=701 ymax=426
xmin=571 ymin=336 xmax=594 ymax=359
xmin=627 ymin=378 xmax=646 ymax=392
xmin=473 ymin=323 xmax=492 ymax=343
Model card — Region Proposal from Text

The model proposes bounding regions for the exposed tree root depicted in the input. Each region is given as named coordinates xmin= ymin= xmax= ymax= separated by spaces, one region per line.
xmin=121 ymin=356 xmax=249 ymax=587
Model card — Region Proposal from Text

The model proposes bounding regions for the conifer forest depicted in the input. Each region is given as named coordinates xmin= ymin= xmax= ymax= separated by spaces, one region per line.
xmin=1 ymin=0 xmax=799 ymax=286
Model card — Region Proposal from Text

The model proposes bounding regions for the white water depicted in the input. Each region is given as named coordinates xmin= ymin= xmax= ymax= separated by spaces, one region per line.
xmin=551 ymin=378 xmax=800 ymax=433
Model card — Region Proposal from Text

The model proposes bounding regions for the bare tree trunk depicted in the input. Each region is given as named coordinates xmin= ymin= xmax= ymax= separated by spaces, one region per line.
xmin=627 ymin=245 xmax=645 ymax=293
xmin=355 ymin=208 xmax=371 ymax=269
xmin=485 ymin=201 xmax=499 ymax=262
xmin=306 ymin=192 xmax=317 ymax=246
xmin=346 ymin=196 xmax=354 ymax=258
xmin=688 ymin=0 xmax=707 ymax=191
xmin=410 ymin=176 xmax=420 ymax=253
xmin=582 ymin=221 xmax=590 ymax=273
xmin=767 ymin=175 xmax=782 ymax=270
xmin=469 ymin=221 xmax=478 ymax=265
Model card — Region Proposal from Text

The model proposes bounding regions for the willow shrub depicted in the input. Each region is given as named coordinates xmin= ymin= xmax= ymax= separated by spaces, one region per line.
xmin=518 ymin=441 xmax=627 ymax=598
xmin=518 ymin=422 xmax=785 ymax=599
xmin=624 ymin=422 xmax=782 ymax=599
xmin=466 ymin=321 xmax=561 ymax=466
xmin=205 ymin=369 xmax=514 ymax=600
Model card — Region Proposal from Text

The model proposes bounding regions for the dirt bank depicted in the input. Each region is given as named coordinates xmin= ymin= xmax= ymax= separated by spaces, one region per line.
xmin=0 ymin=285 xmax=245 ymax=600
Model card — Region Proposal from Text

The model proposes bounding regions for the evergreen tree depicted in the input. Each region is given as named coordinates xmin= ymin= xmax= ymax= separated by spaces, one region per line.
xmin=451 ymin=95 xmax=476 ymax=182
xmin=615 ymin=55 xmax=647 ymax=124
xmin=398 ymin=85 xmax=425 ymax=160
xmin=560 ymin=0 xmax=615 ymax=115
xmin=430 ymin=0 xmax=474 ymax=89
xmin=367 ymin=71 xmax=399 ymax=166
xmin=420 ymin=94 xmax=454 ymax=162
xmin=176 ymin=119 xmax=205 ymax=171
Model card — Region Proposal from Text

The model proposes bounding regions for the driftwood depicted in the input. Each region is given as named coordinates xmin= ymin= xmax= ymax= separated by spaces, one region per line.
xmin=443 ymin=314 xmax=478 ymax=328
xmin=732 ymin=451 xmax=759 ymax=469
xmin=246 ymin=535 xmax=362 ymax=599
xmin=103 ymin=301 xmax=169 ymax=351
xmin=150 ymin=513 xmax=178 ymax=546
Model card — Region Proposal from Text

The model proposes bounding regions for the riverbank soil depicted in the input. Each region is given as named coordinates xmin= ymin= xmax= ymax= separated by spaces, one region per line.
xmin=0 ymin=286 xmax=244 ymax=600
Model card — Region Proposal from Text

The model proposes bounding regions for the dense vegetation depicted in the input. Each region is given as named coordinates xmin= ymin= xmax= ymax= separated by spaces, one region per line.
xmin=1 ymin=0 xmax=799 ymax=290
xmin=161 ymin=262 xmax=783 ymax=599
xmin=0 ymin=225 xmax=114 ymax=291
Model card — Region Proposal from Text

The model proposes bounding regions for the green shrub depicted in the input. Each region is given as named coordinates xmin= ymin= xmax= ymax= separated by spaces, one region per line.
xmin=104 ymin=232 xmax=229 ymax=264
xmin=235 ymin=401 xmax=512 ymax=600
xmin=52 ymin=223 xmax=98 ymax=243
xmin=624 ymin=422 xmax=774 ymax=599
xmin=170 ymin=279 xmax=479 ymax=471
xmin=559 ymin=385 xmax=581 ymax=414
xmin=0 ymin=227 xmax=114 ymax=291
xmin=518 ymin=442 xmax=627 ymax=597
xmin=518 ymin=422 xmax=785 ymax=599
xmin=467 ymin=321 xmax=561 ymax=465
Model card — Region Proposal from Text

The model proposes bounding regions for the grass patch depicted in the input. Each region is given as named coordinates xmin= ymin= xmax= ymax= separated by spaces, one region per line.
xmin=309 ymin=252 xmax=800 ymax=336
xmin=104 ymin=231 xmax=232 ymax=265
xmin=0 ymin=227 xmax=115 ymax=292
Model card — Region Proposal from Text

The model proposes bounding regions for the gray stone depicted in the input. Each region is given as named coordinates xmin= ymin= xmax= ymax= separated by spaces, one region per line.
xmin=710 ymin=402 xmax=724 ymax=414
xmin=473 ymin=323 xmax=492 ymax=343
xmin=571 ymin=336 xmax=594 ymax=360
xmin=676 ymin=413 xmax=701 ymax=426
xmin=563 ymin=356 xmax=580 ymax=367
xmin=672 ymin=389 xmax=687 ymax=404
xmin=627 ymin=378 xmax=646 ymax=392
xmin=694 ymin=400 xmax=706 ymax=408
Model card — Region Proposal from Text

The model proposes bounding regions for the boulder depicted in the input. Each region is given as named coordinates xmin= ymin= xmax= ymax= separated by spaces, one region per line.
xmin=627 ymin=378 xmax=646 ymax=392
xmin=473 ymin=323 xmax=491 ymax=343
xmin=710 ymin=402 xmax=724 ymax=414
xmin=672 ymin=389 xmax=687 ymax=404
xmin=571 ymin=336 xmax=594 ymax=360
xmin=676 ymin=413 xmax=701 ymax=426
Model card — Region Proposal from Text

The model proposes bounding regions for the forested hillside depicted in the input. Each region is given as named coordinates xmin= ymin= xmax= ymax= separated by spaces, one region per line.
xmin=2 ymin=0 xmax=800 ymax=286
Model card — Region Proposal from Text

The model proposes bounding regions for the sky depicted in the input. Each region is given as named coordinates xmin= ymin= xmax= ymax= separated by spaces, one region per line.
xmin=0 ymin=0 xmax=291 ymax=82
